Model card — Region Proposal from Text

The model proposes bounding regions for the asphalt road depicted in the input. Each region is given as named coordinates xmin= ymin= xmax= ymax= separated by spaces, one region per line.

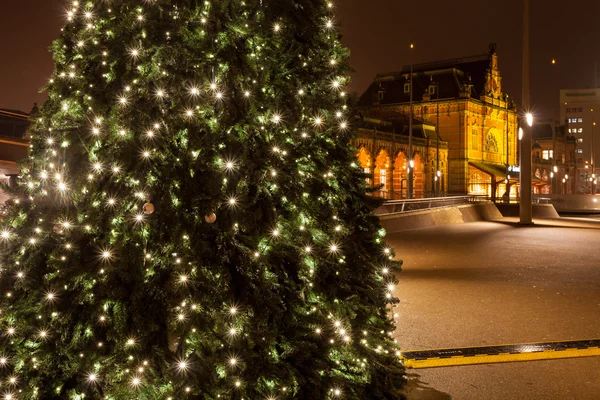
xmin=387 ymin=218 xmax=600 ymax=400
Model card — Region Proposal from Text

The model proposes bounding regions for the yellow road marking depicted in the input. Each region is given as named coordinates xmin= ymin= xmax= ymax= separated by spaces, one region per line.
xmin=401 ymin=347 xmax=600 ymax=369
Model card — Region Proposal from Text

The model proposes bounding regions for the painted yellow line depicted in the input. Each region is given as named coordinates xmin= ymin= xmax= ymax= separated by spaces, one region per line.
xmin=402 ymin=347 xmax=600 ymax=369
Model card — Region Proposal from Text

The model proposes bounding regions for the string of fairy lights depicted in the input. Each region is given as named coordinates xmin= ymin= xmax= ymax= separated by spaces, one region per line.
xmin=0 ymin=0 xmax=401 ymax=398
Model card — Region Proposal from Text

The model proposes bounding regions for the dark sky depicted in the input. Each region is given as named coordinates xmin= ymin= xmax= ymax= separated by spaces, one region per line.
xmin=1 ymin=0 xmax=598 ymax=120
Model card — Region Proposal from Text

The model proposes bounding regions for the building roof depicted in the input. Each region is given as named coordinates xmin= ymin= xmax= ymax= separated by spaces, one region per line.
xmin=359 ymin=53 xmax=494 ymax=107
xmin=532 ymin=121 xmax=570 ymax=141
xmin=0 ymin=109 xmax=29 ymax=140
xmin=358 ymin=115 xmax=437 ymax=140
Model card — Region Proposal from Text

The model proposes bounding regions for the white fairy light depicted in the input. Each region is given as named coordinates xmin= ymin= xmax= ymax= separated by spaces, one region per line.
xmin=155 ymin=89 xmax=165 ymax=98
xmin=189 ymin=87 xmax=200 ymax=96
xmin=130 ymin=376 xmax=141 ymax=387
xmin=272 ymin=114 xmax=282 ymax=124
xmin=100 ymin=249 xmax=113 ymax=260
xmin=176 ymin=359 xmax=189 ymax=372
xmin=273 ymin=24 xmax=281 ymax=32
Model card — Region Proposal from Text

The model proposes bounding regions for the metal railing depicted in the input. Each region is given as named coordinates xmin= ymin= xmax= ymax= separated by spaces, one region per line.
xmin=377 ymin=195 xmax=489 ymax=215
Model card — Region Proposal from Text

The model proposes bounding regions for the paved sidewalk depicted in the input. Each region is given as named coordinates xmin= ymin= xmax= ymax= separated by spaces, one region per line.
xmin=387 ymin=218 xmax=600 ymax=399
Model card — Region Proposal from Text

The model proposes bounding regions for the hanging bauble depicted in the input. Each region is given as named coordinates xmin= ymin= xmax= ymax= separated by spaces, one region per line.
xmin=143 ymin=203 xmax=155 ymax=214
xmin=204 ymin=213 xmax=217 ymax=224
xmin=53 ymin=224 xmax=64 ymax=234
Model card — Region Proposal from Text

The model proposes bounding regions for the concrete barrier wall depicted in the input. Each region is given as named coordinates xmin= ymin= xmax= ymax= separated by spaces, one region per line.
xmin=495 ymin=204 xmax=560 ymax=219
xmin=379 ymin=203 xmax=503 ymax=233
xmin=533 ymin=194 xmax=600 ymax=213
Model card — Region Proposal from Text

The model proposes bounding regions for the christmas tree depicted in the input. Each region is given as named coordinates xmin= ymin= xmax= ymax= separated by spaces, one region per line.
xmin=0 ymin=0 xmax=404 ymax=398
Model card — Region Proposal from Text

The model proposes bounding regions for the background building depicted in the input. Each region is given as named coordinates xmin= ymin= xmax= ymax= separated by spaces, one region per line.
xmin=0 ymin=109 xmax=30 ymax=204
xmin=358 ymin=45 xmax=519 ymax=199
xmin=559 ymin=89 xmax=600 ymax=194
xmin=354 ymin=116 xmax=448 ymax=199
xmin=531 ymin=120 xmax=576 ymax=194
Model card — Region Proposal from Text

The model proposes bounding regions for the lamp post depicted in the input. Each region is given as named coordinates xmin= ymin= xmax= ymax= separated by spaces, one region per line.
xmin=553 ymin=165 xmax=558 ymax=194
xmin=520 ymin=0 xmax=533 ymax=224
xmin=592 ymin=118 xmax=596 ymax=195
xmin=407 ymin=43 xmax=415 ymax=199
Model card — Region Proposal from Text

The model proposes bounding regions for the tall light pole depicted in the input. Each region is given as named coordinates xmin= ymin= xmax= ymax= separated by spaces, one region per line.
xmin=407 ymin=43 xmax=415 ymax=199
xmin=520 ymin=0 xmax=533 ymax=224
xmin=592 ymin=118 xmax=596 ymax=195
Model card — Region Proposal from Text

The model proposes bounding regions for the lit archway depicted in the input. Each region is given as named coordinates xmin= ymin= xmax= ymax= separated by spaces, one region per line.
xmin=413 ymin=153 xmax=424 ymax=197
xmin=395 ymin=151 xmax=408 ymax=197
xmin=357 ymin=147 xmax=372 ymax=184
xmin=374 ymin=149 xmax=390 ymax=193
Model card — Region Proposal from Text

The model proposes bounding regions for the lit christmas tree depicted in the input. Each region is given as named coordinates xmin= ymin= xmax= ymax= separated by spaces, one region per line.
xmin=0 ymin=0 xmax=404 ymax=398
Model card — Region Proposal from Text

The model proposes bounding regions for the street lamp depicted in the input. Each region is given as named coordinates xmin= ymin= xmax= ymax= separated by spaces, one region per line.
xmin=519 ymin=0 xmax=533 ymax=224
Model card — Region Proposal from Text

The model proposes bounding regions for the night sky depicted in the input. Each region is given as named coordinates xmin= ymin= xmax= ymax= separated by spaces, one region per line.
xmin=1 ymin=0 xmax=598 ymax=120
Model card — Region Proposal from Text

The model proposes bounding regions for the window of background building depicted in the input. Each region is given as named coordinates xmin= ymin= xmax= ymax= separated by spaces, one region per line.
xmin=578 ymin=158 xmax=584 ymax=164
xmin=578 ymin=138 xmax=583 ymax=143
xmin=577 ymin=149 xmax=583 ymax=153
xmin=542 ymin=150 xmax=553 ymax=160
xmin=579 ymin=108 xmax=583 ymax=112
xmin=578 ymin=118 xmax=583 ymax=123
xmin=404 ymin=83 xmax=410 ymax=94
xmin=379 ymin=169 xmax=387 ymax=190
xmin=579 ymin=128 xmax=583 ymax=133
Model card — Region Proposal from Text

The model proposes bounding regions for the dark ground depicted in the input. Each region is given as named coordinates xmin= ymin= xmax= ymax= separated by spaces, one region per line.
xmin=387 ymin=218 xmax=600 ymax=400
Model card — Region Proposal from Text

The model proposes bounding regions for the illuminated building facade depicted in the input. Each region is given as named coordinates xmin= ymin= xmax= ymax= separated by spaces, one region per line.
xmin=354 ymin=116 xmax=448 ymax=199
xmin=357 ymin=45 xmax=519 ymax=198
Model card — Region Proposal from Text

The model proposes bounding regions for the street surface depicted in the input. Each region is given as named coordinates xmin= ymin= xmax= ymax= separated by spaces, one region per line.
xmin=387 ymin=218 xmax=600 ymax=400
